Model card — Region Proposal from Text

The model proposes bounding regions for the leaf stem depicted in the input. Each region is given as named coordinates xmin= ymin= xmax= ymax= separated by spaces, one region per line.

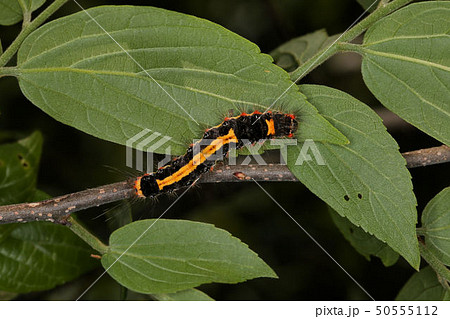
xmin=419 ymin=241 xmax=450 ymax=285
xmin=120 ymin=286 xmax=129 ymax=301
xmin=67 ymin=216 xmax=108 ymax=254
xmin=0 ymin=0 xmax=70 ymax=67
xmin=288 ymin=0 xmax=414 ymax=82
xmin=0 ymin=67 xmax=20 ymax=78
xmin=378 ymin=0 xmax=391 ymax=9
xmin=336 ymin=42 xmax=365 ymax=54
xmin=336 ymin=0 xmax=413 ymax=43
xmin=18 ymin=0 xmax=32 ymax=27
xmin=287 ymin=41 xmax=339 ymax=83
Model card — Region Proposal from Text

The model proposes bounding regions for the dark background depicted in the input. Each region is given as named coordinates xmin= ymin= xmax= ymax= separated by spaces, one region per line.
xmin=1 ymin=0 xmax=448 ymax=300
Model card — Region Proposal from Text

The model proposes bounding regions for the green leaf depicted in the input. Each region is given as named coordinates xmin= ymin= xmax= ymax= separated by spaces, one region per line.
xmin=0 ymin=0 xmax=22 ymax=26
xmin=0 ymin=222 xmax=98 ymax=293
xmin=356 ymin=0 xmax=381 ymax=12
xmin=102 ymin=219 xmax=277 ymax=294
xmin=271 ymin=29 xmax=338 ymax=72
xmin=0 ymin=131 xmax=42 ymax=205
xmin=329 ymin=208 xmax=399 ymax=266
xmin=17 ymin=6 xmax=347 ymax=155
xmin=0 ymin=0 xmax=46 ymax=26
xmin=396 ymin=266 xmax=450 ymax=301
xmin=151 ymin=288 xmax=214 ymax=301
xmin=0 ymin=137 xmax=98 ymax=294
xmin=421 ymin=187 xmax=450 ymax=266
xmin=361 ymin=1 xmax=450 ymax=145
xmin=290 ymin=84 xmax=419 ymax=269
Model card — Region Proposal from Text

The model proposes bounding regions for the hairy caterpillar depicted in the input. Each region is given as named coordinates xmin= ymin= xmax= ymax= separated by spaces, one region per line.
xmin=134 ymin=111 xmax=298 ymax=198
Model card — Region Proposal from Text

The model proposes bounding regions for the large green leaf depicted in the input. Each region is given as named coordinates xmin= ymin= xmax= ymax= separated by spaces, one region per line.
xmin=329 ymin=208 xmax=399 ymax=266
xmin=17 ymin=6 xmax=347 ymax=155
xmin=0 ymin=131 xmax=42 ymax=205
xmin=421 ymin=187 xmax=450 ymax=267
xmin=290 ymin=84 xmax=419 ymax=269
xmin=151 ymin=288 xmax=214 ymax=301
xmin=361 ymin=1 xmax=450 ymax=145
xmin=0 ymin=222 xmax=98 ymax=293
xmin=102 ymin=219 xmax=276 ymax=294
xmin=0 ymin=0 xmax=46 ymax=26
xmin=396 ymin=266 xmax=450 ymax=301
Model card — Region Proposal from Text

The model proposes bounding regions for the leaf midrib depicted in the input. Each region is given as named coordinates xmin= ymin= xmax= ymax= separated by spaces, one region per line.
xmin=20 ymin=23 xmax=256 ymax=66
xmin=364 ymin=33 xmax=449 ymax=46
xmin=362 ymin=47 xmax=450 ymax=72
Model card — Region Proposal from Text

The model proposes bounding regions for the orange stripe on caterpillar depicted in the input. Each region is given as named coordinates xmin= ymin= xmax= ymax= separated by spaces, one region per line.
xmin=265 ymin=119 xmax=275 ymax=136
xmin=156 ymin=129 xmax=238 ymax=189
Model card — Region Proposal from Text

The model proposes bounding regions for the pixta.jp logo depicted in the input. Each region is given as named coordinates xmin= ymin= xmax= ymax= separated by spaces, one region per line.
xmin=126 ymin=129 xmax=325 ymax=172
xmin=126 ymin=129 xmax=172 ymax=173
